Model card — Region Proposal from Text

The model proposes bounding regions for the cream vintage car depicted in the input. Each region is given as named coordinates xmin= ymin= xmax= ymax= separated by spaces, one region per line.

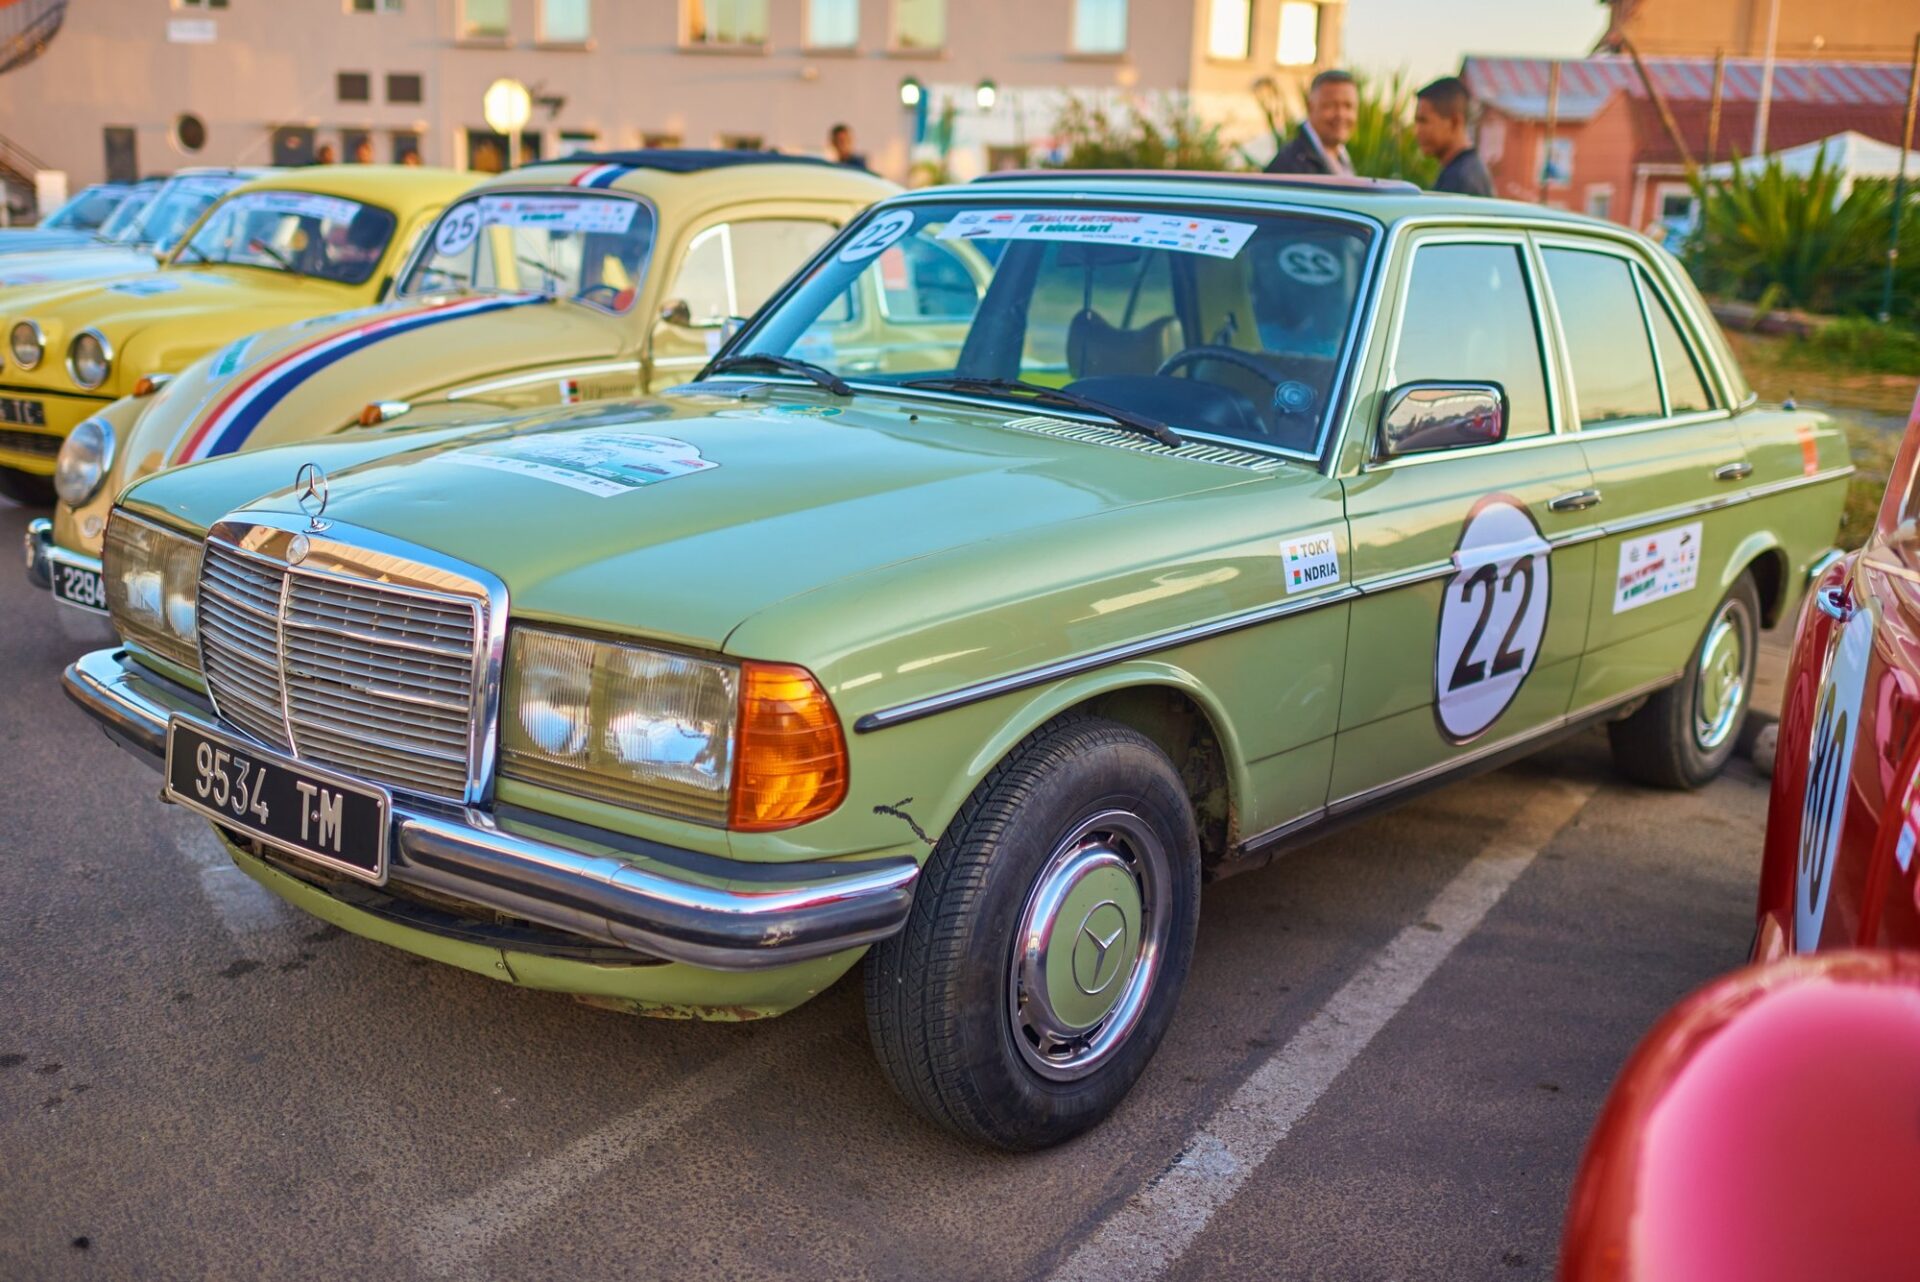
xmin=26 ymin=151 xmax=894 ymax=626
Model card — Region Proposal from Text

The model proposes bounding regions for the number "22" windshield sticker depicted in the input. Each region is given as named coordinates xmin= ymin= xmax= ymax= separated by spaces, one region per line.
xmin=1435 ymin=496 xmax=1551 ymax=744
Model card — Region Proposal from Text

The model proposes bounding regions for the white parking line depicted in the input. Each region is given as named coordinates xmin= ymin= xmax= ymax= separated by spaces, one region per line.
xmin=167 ymin=816 xmax=286 ymax=936
xmin=413 ymin=1027 xmax=827 ymax=1278
xmin=1050 ymin=778 xmax=1598 ymax=1282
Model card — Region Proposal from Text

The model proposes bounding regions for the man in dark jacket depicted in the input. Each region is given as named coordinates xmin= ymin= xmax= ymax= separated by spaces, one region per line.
xmin=1265 ymin=70 xmax=1358 ymax=177
xmin=1414 ymin=76 xmax=1495 ymax=197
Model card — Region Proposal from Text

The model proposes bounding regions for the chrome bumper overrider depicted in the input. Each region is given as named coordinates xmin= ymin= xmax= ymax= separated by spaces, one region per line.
xmin=63 ymin=648 xmax=920 ymax=971
xmin=23 ymin=517 xmax=51 ymax=589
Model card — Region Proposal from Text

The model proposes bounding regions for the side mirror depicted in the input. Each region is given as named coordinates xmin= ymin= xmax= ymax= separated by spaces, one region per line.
xmin=720 ymin=315 xmax=747 ymax=344
xmin=1378 ymin=382 xmax=1508 ymax=459
xmin=658 ymin=297 xmax=694 ymax=328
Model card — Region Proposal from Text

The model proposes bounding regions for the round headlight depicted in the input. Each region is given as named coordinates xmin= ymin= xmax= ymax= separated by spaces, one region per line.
xmin=54 ymin=415 xmax=115 ymax=506
xmin=68 ymin=330 xmax=111 ymax=390
xmin=10 ymin=320 xmax=43 ymax=369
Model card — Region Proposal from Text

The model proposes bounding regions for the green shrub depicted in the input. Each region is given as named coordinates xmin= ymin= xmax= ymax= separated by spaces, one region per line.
xmin=1802 ymin=316 xmax=1920 ymax=375
xmin=1047 ymin=96 xmax=1236 ymax=171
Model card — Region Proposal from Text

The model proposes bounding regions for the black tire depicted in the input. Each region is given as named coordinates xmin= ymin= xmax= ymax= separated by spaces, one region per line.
xmin=0 ymin=467 xmax=54 ymax=507
xmin=1608 ymin=571 xmax=1762 ymax=790
xmin=863 ymin=717 xmax=1201 ymax=1150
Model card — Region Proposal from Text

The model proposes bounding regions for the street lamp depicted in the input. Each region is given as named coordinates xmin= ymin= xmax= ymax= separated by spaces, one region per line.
xmin=483 ymin=77 xmax=532 ymax=169
xmin=898 ymin=76 xmax=924 ymax=108
xmin=975 ymin=79 xmax=997 ymax=111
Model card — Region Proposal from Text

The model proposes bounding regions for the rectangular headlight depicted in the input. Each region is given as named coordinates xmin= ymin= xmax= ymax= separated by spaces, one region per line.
xmin=501 ymin=626 xmax=742 ymax=826
xmin=104 ymin=508 xmax=201 ymax=671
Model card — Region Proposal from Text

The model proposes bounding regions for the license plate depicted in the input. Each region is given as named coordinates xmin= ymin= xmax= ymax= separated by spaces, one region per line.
xmin=164 ymin=718 xmax=390 ymax=883
xmin=51 ymin=561 xmax=106 ymax=613
xmin=0 ymin=396 xmax=45 ymax=426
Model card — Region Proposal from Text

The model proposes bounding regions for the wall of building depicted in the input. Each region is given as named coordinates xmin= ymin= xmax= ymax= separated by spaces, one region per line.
xmin=0 ymin=0 xmax=1340 ymax=189
xmin=1608 ymin=0 xmax=1920 ymax=61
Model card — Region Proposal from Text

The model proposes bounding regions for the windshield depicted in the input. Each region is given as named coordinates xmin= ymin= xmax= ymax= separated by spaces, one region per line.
xmin=43 ymin=185 xmax=130 ymax=232
xmin=140 ymin=174 xmax=249 ymax=252
xmin=399 ymin=191 xmax=655 ymax=312
xmin=96 ymin=186 xmax=158 ymax=243
xmin=725 ymin=200 xmax=1374 ymax=457
xmin=178 ymin=189 xmax=397 ymax=285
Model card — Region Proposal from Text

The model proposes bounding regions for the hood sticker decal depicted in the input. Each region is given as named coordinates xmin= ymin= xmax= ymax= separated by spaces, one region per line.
xmin=445 ymin=430 xmax=716 ymax=496
xmin=170 ymin=293 xmax=546 ymax=464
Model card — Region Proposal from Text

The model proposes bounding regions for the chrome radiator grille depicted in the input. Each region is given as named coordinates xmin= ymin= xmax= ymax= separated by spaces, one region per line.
xmin=197 ymin=539 xmax=485 ymax=800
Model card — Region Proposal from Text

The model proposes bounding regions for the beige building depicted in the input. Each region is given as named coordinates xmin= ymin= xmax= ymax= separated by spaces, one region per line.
xmin=1600 ymin=0 xmax=1920 ymax=60
xmin=0 ymin=0 xmax=1343 ymax=198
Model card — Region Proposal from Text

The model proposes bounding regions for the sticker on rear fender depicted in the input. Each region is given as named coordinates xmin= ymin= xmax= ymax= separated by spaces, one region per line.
xmin=1797 ymin=603 xmax=1873 ymax=951
xmin=1282 ymin=530 xmax=1340 ymax=594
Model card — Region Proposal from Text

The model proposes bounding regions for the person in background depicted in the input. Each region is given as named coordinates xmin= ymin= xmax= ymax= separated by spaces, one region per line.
xmin=1266 ymin=70 xmax=1358 ymax=177
xmin=352 ymin=138 xmax=375 ymax=165
xmin=312 ymin=142 xmax=338 ymax=166
xmin=401 ymin=149 xmax=422 ymax=167
xmin=828 ymin=123 xmax=870 ymax=172
xmin=1414 ymin=76 xmax=1494 ymax=197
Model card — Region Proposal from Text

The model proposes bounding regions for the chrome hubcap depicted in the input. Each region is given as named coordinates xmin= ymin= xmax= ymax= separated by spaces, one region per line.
xmin=1693 ymin=601 xmax=1749 ymax=751
xmin=1008 ymin=810 xmax=1169 ymax=1081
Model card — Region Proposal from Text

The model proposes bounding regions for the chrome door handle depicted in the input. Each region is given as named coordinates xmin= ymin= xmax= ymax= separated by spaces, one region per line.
xmin=1548 ymin=488 xmax=1603 ymax=512
xmin=1714 ymin=461 xmax=1754 ymax=482
xmin=1816 ymin=584 xmax=1854 ymax=622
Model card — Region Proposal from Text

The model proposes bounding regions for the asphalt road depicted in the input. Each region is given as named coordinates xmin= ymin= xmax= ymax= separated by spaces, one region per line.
xmin=0 ymin=494 xmax=1771 ymax=1282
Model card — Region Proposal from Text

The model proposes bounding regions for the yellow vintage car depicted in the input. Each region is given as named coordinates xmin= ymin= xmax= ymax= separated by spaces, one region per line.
xmin=27 ymin=151 xmax=895 ymax=624
xmin=0 ymin=164 xmax=476 ymax=503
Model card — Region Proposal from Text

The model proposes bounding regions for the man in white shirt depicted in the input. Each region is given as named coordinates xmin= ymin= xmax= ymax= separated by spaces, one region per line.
xmin=1266 ymin=70 xmax=1359 ymax=177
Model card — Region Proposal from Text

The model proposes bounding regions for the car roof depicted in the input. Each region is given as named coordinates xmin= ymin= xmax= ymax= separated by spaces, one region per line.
xmin=225 ymin=164 xmax=480 ymax=209
xmin=939 ymin=169 xmax=1615 ymax=234
xmin=471 ymin=151 xmax=899 ymax=204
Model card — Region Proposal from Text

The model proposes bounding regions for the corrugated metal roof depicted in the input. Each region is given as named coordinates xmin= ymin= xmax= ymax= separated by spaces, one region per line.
xmin=1464 ymin=54 xmax=1916 ymax=111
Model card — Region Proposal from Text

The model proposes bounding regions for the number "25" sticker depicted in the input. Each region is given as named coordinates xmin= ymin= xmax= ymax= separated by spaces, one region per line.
xmin=1435 ymin=495 xmax=1551 ymax=743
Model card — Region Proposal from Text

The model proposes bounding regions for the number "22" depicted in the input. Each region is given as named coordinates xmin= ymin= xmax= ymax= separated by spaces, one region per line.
xmin=1447 ymin=558 xmax=1536 ymax=692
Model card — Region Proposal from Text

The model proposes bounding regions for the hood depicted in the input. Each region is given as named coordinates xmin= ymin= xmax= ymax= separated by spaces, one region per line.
xmin=0 ymin=265 xmax=367 ymax=397
xmin=0 ymin=246 xmax=159 ymax=290
xmin=122 ymin=293 xmax=627 ymax=470
xmin=123 ymin=389 xmax=1272 ymax=651
xmin=0 ymin=229 xmax=99 ymax=256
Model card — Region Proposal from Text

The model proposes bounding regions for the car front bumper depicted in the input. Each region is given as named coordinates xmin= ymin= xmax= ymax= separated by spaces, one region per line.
xmin=23 ymin=516 xmax=50 ymax=588
xmin=63 ymin=647 xmax=921 ymax=973
xmin=24 ymin=521 xmax=115 ymax=640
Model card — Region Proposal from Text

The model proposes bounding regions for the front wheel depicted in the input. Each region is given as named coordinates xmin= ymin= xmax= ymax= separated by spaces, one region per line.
xmin=863 ymin=717 xmax=1201 ymax=1149
xmin=1608 ymin=572 xmax=1762 ymax=789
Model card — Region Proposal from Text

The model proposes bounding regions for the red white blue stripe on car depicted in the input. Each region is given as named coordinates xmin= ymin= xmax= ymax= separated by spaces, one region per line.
xmin=570 ymin=164 xmax=632 ymax=189
xmin=171 ymin=294 xmax=546 ymax=463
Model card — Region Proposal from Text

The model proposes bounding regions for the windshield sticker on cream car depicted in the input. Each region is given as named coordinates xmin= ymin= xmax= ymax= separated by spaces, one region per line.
xmin=1435 ymin=496 xmax=1551 ymax=744
xmin=838 ymin=210 xmax=916 ymax=264
xmin=1282 ymin=531 xmax=1340 ymax=594
xmin=1797 ymin=601 xmax=1873 ymax=951
xmin=476 ymin=194 xmax=638 ymax=235
xmin=937 ymin=210 xmax=1257 ymax=260
xmin=448 ymin=431 xmax=716 ymax=496
xmin=1613 ymin=522 xmax=1701 ymax=613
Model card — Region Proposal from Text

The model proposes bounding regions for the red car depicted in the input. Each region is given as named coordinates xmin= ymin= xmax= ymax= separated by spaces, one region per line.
xmin=1757 ymin=390 xmax=1920 ymax=958
xmin=1561 ymin=952 xmax=1920 ymax=1282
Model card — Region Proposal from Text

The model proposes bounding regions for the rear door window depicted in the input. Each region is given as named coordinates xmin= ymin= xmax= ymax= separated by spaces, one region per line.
xmin=1641 ymin=275 xmax=1714 ymax=414
xmin=1541 ymin=248 xmax=1663 ymax=427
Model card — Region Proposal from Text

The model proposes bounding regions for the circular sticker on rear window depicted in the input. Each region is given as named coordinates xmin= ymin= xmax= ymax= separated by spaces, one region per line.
xmin=1435 ymin=495 xmax=1551 ymax=744
xmin=838 ymin=210 xmax=915 ymax=264
xmin=1277 ymin=243 xmax=1341 ymax=286
xmin=434 ymin=204 xmax=482 ymax=256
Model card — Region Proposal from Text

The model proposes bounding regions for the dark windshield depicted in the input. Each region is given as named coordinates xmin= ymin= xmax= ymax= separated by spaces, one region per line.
xmin=726 ymin=200 xmax=1373 ymax=457
xmin=180 ymin=189 xmax=397 ymax=285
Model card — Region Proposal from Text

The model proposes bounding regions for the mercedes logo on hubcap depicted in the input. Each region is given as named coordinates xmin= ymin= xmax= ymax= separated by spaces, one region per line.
xmin=1071 ymin=901 xmax=1129 ymax=997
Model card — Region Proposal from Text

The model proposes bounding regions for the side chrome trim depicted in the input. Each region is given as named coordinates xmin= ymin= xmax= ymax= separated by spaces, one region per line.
xmin=446 ymin=359 xmax=643 ymax=402
xmin=850 ymin=585 xmax=1362 ymax=733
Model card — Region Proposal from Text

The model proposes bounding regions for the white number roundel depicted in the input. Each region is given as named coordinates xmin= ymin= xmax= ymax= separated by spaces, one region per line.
xmin=1796 ymin=601 xmax=1874 ymax=952
xmin=434 ymin=204 xmax=482 ymax=256
xmin=1435 ymin=497 xmax=1551 ymax=743
xmin=837 ymin=210 xmax=915 ymax=264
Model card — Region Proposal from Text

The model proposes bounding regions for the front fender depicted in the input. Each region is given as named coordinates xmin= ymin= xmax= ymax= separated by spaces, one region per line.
xmin=51 ymin=391 xmax=157 ymax=559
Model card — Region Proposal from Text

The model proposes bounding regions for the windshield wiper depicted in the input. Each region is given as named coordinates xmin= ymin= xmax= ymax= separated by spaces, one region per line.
xmin=900 ymin=377 xmax=1182 ymax=448
xmin=705 ymin=353 xmax=852 ymax=397
xmin=247 ymin=237 xmax=296 ymax=272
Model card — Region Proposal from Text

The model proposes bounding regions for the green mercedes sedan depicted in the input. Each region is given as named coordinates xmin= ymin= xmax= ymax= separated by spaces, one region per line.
xmin=63 ymin=173 xmax=1847 ymax=1148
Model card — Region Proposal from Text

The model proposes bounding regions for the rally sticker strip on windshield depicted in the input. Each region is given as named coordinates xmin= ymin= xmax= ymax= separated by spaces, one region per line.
xmin=936 ymin=210 xmax=1258 ymax=260
xmin=226 ymin=192 xmax=364 ymax=224
xmin=434 ymin=195 xmax=638 ymax=256
xmin=446 ymin=431 xmax=716 ymax=496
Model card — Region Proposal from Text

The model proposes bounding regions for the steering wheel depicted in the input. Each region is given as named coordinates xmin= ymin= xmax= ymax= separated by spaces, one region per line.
xmin=1156 ymin=345 xmax=1285 ymax=390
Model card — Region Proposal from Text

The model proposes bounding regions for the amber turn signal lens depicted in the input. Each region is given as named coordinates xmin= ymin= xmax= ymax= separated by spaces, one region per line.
xmin=358 ymin=403 xmax=384 ymax=427
xmin=729 ymin=661 xmax=848 ymax=832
